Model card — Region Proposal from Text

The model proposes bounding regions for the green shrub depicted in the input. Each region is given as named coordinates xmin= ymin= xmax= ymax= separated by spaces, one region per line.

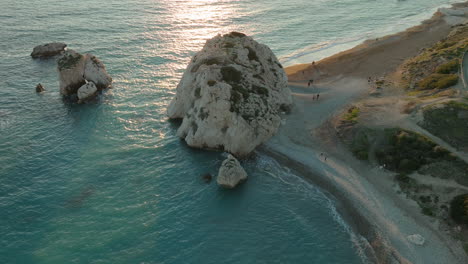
xmin=435 ymin=59 xmax=459 ymax=74
xmin=356 ymin=151 xmax=368 ymax=160
xmin=374 ymin=128 xmax=453 ymax=174
xmin=417 ymin=74 xmax=458 ymax=90
xmin=395 ymin=173 xmax=410 ymax=183
xmin=450 ymin=194 xmax=468 ymax=224
xmin=422 ymin=207 xmax=435 ymax=217
xmin=343 ymin=106 xmax=360 ymax=122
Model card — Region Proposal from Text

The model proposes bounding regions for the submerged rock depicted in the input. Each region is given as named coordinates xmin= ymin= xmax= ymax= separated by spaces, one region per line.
xmin=406 ymin=234 xmax=425 ymax=245
xmin=36 ymin=83 xmax=45 ymax=93
xmin=167 ymin=32 xmax=292 ymax=157
xmin=31 ymin=42 xmax=67 ymax=58
xmin=58 ymin=50 xmax=112 ymax=100
xmin=77 ymin=82 xmax=98 ymax=103
xmin=202 ymin=173 xmax=212 ymax=183
xmin=217 ymin=154 xmax=247 ymax=189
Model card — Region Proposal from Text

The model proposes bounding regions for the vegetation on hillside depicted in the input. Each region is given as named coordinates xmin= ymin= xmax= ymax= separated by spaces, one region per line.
xmin=420 ymin=100 xmax=468 ymax=151
xmin=401 ymin=24 xmax=468 ymax=90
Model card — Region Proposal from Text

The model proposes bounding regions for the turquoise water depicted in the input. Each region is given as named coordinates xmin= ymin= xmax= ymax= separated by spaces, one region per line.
xmin=0 ymin=0 xmax=461 ymax=263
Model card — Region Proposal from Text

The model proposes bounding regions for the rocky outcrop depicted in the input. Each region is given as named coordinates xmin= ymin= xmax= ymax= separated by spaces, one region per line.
xmin=217 ymin=155 xmax=247 ymax=188
xmin=57 ymin=50 xmax=112 ymax=100
xmin=31 ymin=43 xmax=67 ymax=58
xmin=36 ymin=83 xmax=45 ymax=93
xmin=77 ymin=82 xmax=97 ymax=103
xmin=167 ymin=32 xmax=292 ymax=157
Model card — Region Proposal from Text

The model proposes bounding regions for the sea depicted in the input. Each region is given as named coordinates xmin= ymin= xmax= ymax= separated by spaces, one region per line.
xmin=0 ymin=0 xmax=461 ymax=263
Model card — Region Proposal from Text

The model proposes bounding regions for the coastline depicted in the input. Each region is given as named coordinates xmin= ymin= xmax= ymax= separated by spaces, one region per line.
xmin=266 ymin=2 xmax=468 ymax=264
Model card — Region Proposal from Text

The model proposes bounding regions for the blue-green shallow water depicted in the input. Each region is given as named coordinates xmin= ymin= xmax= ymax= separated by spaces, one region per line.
xmin=0 ymin=0 xmax=461 ymax=263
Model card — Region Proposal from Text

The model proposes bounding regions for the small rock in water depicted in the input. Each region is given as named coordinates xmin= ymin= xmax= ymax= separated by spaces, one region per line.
xmin=217 ymin=154 xmax=248 ymax=189
xmin=36 ymin=83 xmax=45 ymax=93
xmin=202 ymin=173 xmax=212 ymax=183
xmin=31 ymin=42 xmax=67 ymax=58
xmin=77 ymin=82 xmax=98 ymax=103
xmin=58 ymin=50 xmax=112 ymax=100
xmin=407 ymin=234 xmax=425 ymax=245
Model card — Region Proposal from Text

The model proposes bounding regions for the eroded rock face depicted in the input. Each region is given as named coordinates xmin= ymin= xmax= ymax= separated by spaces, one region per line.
xmin=58 ymin=50 xmax=112 ymax=99
xmin=167 ymin=32 xmax=292 ymax=157
xmin=77 ymin=82 xmax=97 ymax=103
xmin=217 ymin=154 xmax=247 ymax=189
xmin=31 ymin=43 xmax=67 ymax=58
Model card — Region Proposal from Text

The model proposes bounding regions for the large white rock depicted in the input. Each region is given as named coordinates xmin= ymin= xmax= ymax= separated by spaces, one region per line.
xmin=31 ymin=42 xmax=67 ymax=58
xmin=217 ymin=154 xmax=248 ymax=189
xmin=84 ymin=55 xmax=113 ymax=89
xmin=406 ymin=234 xmax=425 ymax=246
xmin=167 ymin=32 xmax=292 ymax=157
xmin=77 ymin=82 xmax=98 ymax=103
xmin=58 ymin=50 xmax=112 ymax=97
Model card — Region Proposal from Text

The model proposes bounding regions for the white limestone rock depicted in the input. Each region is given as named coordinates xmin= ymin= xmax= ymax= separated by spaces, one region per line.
xmin=167 ymin=32 xmax=292 ymax=157
xmin=77 ymin=82 xmax=98 ymax=103
xmin=84 ymin=55 xmax=113 ymax=89
xmin=58 ymin=50 xmax=112 ymax=97
xmin=217 ymin=154 xmax=247 ymax=189
xmin=406 ymin=234 xmax=425 ymax=246
xmin=31 ymin=42 xmax=67 ymax=58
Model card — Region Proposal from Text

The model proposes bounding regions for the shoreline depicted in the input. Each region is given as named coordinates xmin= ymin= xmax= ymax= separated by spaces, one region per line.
xmin=266 ymin=2 xmax=468 ymax=263
xmin=280 ymin=2 xmax=457 ymax=68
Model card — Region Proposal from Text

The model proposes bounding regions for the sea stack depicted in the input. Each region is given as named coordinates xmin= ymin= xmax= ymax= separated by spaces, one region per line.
xmin=217 ymin=154 xmax=248 ymax=189
xmin=58 ymin=50 xmax=112 ymax=101
xmin=31 ymin=43 xmax=67 ymax=58
xmin=167 ymin=32 xmax=292 ymax=157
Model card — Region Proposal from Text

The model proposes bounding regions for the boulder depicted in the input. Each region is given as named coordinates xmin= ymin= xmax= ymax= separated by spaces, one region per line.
xmin=77 ymin=82 xmax=98 ymax=103
xmin=84 ymin=55 xmax=113 ymax=89
xmin=31 ymin=42 xmax=67 ymax=58
xmin=406 ymin=234 xmax=425 ymax=245
xmin=58 ymin=50 xmax=112 ymax=98
xmin=167 ymin=32 xmax=292 ymax=157
xmin=36 ymin=83 xmax=45 ymax=93
xmin=217 ymin=154 xmax=247 ymax=189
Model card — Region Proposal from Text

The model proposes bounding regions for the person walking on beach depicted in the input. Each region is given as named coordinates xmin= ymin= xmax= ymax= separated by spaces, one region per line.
xmin=316 ymin=93 xmax=320 ymax=100
xmin=312 ymin=94 xmax=316 ymax=100
xmin=308 ymin=80 xmax=311 ymax=87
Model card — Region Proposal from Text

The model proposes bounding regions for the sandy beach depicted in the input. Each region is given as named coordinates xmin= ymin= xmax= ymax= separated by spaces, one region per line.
xmin=265 ymin=3 xmax=468 ymax=264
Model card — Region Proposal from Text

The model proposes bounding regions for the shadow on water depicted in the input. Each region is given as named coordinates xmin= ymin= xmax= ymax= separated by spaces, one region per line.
xmin=64 ymin=185 xmax=96 ymax=209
